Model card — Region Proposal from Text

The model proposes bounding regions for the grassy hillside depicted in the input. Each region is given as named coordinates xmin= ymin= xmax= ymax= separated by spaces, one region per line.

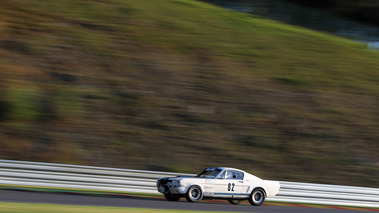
xmin=0 ymin=0 xmax=378 ymax=187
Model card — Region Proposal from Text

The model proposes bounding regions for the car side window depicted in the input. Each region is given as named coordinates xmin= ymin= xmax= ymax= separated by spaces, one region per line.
xmin=226 ymin=170 xmax=237 ymax=179
xmin=218 ymin=171 xmax=226 ymax=179
xmin=236 ymin=171 xmax=244 ymax=180
xmin=226 ymin=170 xmax=244 ymax=180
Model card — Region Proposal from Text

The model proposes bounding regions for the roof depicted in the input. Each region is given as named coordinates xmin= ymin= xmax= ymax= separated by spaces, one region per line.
xmin=205 ymin=167 xmax=245 ymax=172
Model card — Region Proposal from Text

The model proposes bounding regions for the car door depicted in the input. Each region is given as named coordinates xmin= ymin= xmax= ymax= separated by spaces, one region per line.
xmin=213 ymin=170 xmax=244 ymax=198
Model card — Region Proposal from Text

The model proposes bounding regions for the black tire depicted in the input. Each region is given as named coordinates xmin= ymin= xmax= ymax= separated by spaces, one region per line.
xmin=228 ymin=199 xmax=242 ymax=205
xmin=186 ymin=186 xmax=203 ymax=202
xmin=248 ymin=188 xmax=265 ymax=206
xmin=164 ymin=193 xmax=181 ymax=201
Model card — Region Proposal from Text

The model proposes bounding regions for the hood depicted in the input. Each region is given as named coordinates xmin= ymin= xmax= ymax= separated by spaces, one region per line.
xmin=160 ymin=176 xmax=196 ymax=180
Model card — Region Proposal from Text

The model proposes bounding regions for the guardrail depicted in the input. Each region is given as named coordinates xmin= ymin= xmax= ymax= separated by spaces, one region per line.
xmin=1 ymin=159 xmax=378 ymax=208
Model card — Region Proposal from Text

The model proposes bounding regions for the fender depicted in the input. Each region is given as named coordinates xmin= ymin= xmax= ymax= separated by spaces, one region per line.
xmin=186 ymin=184 xmax=204 ymax=194
xmin=251 ymin=187 xmax=267 ymax=197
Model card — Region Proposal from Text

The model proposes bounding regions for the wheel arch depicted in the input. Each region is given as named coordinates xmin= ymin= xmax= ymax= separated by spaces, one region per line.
xmin=186 ymin=184 xmax=204 ymax=194
xmin=251 ymin=187 xmax=267 ymax=198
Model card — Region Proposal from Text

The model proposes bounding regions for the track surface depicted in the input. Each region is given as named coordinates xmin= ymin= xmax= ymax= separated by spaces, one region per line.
xmin=0 ymin=189 xmax=372 ymax=213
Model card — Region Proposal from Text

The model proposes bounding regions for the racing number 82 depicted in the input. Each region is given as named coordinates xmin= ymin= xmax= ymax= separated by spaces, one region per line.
xmin=228 ymin=183 xmax=235 ymax=191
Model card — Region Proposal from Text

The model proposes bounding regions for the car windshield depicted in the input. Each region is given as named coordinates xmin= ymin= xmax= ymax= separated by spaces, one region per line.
xmin=196 ymin=168 xmax=222 ymax=178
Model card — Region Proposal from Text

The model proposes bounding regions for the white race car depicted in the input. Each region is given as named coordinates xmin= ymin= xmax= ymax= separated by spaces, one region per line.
xmin=156 ymin=167 xmax=280 ymax=206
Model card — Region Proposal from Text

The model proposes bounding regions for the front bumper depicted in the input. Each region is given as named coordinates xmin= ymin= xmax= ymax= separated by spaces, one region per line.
xmin=168 ymin=186 xmax=186 ymax=194
xmin=157 ymin=185 xmax=186 ymax=195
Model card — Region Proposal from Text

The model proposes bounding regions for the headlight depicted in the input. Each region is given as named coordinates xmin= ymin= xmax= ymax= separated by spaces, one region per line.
xmin=173 ymin=180 xmax=180 ymax=187
xmin=166 ymin=180 xmax=181 ymax=188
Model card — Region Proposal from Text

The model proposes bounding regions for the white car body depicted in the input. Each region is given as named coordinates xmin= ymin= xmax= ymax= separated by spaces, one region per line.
xmin=156 ymin=167 xmax=280 ymax=206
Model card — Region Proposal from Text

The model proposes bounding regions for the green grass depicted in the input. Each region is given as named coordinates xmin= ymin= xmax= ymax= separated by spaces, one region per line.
xmin=0 ymin=184 xmax=161 ymax=198
xmin=0 ymin=202 xmax=234 ymax=213
xmin=0 ymin=0 xmax=378 ymax=187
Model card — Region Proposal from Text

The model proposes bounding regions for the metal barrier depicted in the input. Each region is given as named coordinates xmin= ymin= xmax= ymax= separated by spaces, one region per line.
xmin=0 ymin=159 xmax=378 ymax=208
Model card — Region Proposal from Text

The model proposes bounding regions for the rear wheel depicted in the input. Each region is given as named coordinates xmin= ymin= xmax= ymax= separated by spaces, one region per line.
xmin=248 ymin=188 xmax=265 ymax=206
xmin=164 ymin=193 xmax=181 ymax=201
xmin=186 ymin=186 xmax=203 ymax=202
xmin=228 ymin=199 xmax=242 ymax=205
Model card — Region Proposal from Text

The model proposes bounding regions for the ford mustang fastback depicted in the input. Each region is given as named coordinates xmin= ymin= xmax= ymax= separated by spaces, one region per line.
xmin=156 ymin=167 xmax=280 ymax=206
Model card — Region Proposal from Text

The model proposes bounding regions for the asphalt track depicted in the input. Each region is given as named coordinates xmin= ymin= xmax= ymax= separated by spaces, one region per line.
xmin=0 ymin=189 xmax=374 ymax=213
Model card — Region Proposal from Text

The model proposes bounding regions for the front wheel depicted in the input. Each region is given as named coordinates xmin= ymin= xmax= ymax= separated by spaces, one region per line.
xmin=186 ymin=186 xmax=203 ymax=202
xmin=228 ymin=199 xmax=242 ymax=205
xmin=164 ymin=193 xmax=181 ymax=201
xmin=248 ymin=189 xmax=265 ymax=206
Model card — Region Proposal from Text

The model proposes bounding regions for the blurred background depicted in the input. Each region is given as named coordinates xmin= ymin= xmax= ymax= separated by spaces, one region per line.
xmin=0 ymin=0 xmax=378 ymax=187
xmin=203 ymin=0 xmax=379 ymax=49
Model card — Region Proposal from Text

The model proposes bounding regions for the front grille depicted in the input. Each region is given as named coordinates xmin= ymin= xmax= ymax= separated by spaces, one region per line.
xmin=157 ymin=179 xmax=173 ymax=193
xmin=158 ymin=179 xmax=172 ymax=186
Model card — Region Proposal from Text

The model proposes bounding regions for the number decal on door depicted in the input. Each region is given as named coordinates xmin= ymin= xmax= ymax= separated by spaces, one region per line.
xmin=228 ymin=183 xmax=235 ymax=191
